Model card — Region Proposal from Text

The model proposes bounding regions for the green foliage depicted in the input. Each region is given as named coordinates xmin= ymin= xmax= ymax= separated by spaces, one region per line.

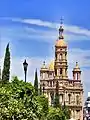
xmin=34 ymin=69 xmax=38 ymax=96
xmin=47 ymin=107 xmax=66 ymax=120
xmin=0 ymin=76 xmax=41 ymax=120
xmin=0 ymin=66 xmax=1 ymax=81
xmin=0 ymin=76 xmax=71 ymax=120
xmin=62 ymin=103 xmax=71 ymax=119
xmin=39 ymin=84 xmax=42 ymax=95
xmin=2 ymin=43 xmax=10 ymax=82
xmin=36 ymin=95 xmax=48 ymax=117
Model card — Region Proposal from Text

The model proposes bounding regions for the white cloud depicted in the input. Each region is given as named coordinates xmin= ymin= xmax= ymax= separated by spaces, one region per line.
xmin=0 ymin=17 xmax=90 ymax=46
xmin=7 ymin=17 xmax=90 ymax=37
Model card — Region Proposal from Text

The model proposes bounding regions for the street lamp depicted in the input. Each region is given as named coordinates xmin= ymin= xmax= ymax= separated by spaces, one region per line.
xmin=23 ymin=59 xmax=28 ymax=82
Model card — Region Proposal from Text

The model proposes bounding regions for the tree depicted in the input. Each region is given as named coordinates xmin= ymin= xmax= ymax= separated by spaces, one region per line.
xmin=47 ymin=107 xmax=65 ymax=120
xmin=0 ymin=76 xmax=43 ymax=120
xmin=2 ymin=43 xmax=10 ymax=82
xmin=54 ymin=81 xmax=60 ymax=108
xmin=0 ymin=66 xmax=1 ymax=81
xmin=36 ymin=95 xmax=49 ymax=120
xmin=34 ymin=69 xmax=38 ymax=96
xmin=62 ymin=101 xmax=71 ymax=119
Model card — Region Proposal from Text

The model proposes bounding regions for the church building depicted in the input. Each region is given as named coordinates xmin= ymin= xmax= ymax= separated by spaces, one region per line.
xmin=40 ymin=21 xmax=84 ymax=120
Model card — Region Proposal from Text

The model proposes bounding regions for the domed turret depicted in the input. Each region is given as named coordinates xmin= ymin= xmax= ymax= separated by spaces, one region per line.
xmin=72 ymin=62 xmax=81 ymax=80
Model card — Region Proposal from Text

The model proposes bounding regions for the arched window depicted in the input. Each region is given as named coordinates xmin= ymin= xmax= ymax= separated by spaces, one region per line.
xmin=68 ymin=94 xmax=71 ymax=104
xmin=55 ymin=69 xmax=57 ymax=76
xmin=50 ymin=81 xmax=52 ymax=87
xmin=60 ymin=68 xmax=62 ymax=74
xmin=76 ymin=95 xmax=79 ymax=105
xmin=60 ymin=94 xmax=63 ymax=103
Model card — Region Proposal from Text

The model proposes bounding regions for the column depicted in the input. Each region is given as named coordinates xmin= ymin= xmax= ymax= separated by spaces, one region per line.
xmin=65 ymin=53 xmax=67 ymax=60
xmin=48 ymin=92 xmax=51 ymax=105
xmin=71 ymin=110 xmax=73 ymax=118
xmin=57 ymin=54 xmax=59 ymax=60
xmin=65 ymin=92 xmax=67 ymax=102
xmin=62 ymin=53 xmax=65 ymax=60
xmin=78 ymin=73 xmax=81 ymax=80
xmin=73 ymin=73 xmax=75 ymax=80
xmin=80 ymin=109 xmax=83 ymax=120
xmin=58 ymin=69 xmax=60 ymax=76
xmin=74 ymin=110 xmax=76 ymax=119
xmin=62 ymin=68 xmax=65 ymax=77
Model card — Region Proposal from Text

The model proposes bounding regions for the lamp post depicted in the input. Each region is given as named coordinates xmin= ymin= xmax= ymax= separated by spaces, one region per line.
xmin=23 ymin=59 xmax=28 ymax=82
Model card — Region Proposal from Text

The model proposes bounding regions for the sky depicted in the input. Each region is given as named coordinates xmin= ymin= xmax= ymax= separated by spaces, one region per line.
xmin=0 ymin=0 xmax=90 ymax=99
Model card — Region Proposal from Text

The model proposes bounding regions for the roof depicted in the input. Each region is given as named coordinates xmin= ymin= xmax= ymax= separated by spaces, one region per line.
xmin=55 ymin=39 xmax=67 ymax=47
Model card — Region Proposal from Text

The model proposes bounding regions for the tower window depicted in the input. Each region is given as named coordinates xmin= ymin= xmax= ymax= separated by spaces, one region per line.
xmin=55 ymin=54 xmax=57 ymax=59
xmin=76 ymin=95 xmax=79 ymax=105
xmin=55 ymin=69 xmax=57 ymax=76
xmin=50 ymin=81 xmax=52 ymax=87
xmin=60 ymin=68 xmax=62 ymax=74
xmin=68 ymin=94 xmax=71 ymax=104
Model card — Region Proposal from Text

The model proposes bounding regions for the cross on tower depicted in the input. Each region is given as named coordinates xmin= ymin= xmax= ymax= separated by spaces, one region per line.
xmin=60 ymin=17 xmax=64 ymax=25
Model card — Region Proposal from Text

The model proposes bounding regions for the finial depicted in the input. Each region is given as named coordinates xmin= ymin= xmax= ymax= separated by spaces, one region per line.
xmin=59 ymin=17 xmax=64 ymax=39
xmin=43 ymin=61 xmax=45 ymax=65
xmin=60 ymin=17 xmax=64 ymax=25
xmin=76 ymin=62 xmax=78 ymax=66
xmin=75 ymin=62 xmax=79 ymax=68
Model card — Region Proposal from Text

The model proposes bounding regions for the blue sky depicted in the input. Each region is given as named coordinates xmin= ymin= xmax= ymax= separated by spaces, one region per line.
xmin=0 ymin=0 xmax=90 ymax=99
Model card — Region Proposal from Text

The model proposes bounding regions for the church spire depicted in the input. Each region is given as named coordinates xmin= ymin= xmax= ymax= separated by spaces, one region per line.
xmin=59 ymin=17 xmax=64 ymax=39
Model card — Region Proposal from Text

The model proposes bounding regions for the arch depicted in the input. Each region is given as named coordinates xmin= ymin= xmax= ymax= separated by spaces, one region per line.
xmin=68 ymin=94 xmax=71 ymax=104
xmin=76 ymin=95 xmax=79 ymax=105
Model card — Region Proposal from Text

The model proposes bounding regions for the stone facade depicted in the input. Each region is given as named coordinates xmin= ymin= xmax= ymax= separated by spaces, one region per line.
xmin=40 ymin=23 xmax=84 ymax=120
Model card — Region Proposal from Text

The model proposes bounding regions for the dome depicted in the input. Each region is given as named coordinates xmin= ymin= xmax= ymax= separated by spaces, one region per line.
xmin=48 ymin=61 xmax=54 ymax=71
xmin=55 ymin=39 xmax=67 ymax=47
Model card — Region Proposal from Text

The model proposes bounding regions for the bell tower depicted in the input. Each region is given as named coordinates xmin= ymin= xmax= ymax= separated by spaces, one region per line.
xmin=54 ymin=20 xmax=68 ymax=79
xmin=72 ymin=62 xmax=81 ymax=80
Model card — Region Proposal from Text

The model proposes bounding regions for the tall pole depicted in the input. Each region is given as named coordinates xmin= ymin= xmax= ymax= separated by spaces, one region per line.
xmin=23 ymin=59 xmax=28 ymax=83
xmin=25 ymin=70 xmax=26 ymax=83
